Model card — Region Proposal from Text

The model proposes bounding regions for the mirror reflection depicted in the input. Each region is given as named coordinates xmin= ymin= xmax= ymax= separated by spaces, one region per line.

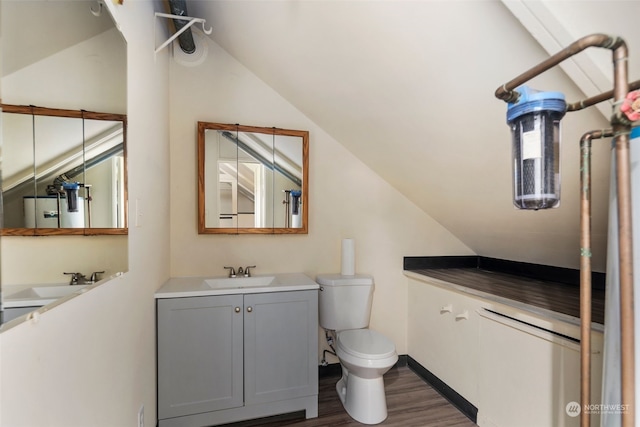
xmin=198 ymin=122 xmax=309 ymax=234
xmin=1 ymin=0 xmax=128 ymax=325
xmin=1 ymin=105 xmax=127 ymax=235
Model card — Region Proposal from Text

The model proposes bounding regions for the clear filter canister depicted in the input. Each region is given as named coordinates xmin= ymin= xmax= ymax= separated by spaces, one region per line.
xmin=507 ymin=86 xmax=566 ymax=210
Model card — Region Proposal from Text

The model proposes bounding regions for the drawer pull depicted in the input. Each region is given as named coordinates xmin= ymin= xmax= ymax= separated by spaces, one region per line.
xmin=440 ymin=304 xmax=453 ymax=314
xmin=456 ymin=311 xmax=469 ymax=321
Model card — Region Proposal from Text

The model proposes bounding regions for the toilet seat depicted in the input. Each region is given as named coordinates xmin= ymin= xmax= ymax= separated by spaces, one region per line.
xmin=337 ymin=329 xmax=396 ymax=360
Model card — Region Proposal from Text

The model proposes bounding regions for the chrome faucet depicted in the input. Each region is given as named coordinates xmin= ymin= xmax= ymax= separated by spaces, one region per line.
xmin=224 ymin=266 xmax=256 ymax=278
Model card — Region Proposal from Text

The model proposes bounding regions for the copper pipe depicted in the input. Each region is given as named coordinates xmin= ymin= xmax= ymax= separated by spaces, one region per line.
xmin=495 ymin=34 xmax=624 ymax=103
xmin=567 ymin=79 xmax=640 ymax=112
xmin=495 ymin=33 xmax=635 ymax=427
xmin=615 ymin=127 xmax=636 ymax=427
xmin=580 ymin=129 xmax=614 ymax=427
xmin=611 ymin=41 xmax=635 ymax=427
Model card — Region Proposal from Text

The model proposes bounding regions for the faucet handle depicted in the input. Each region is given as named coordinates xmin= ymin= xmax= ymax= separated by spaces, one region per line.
xmin=63 ymin=272 xmax=82 ymax=285
xmin=244 ymin=266 xmax=256 ymax=277
xmin=224 ymin=266 xmax=236 ymax=278
xmin=90 ymin=271 xmax=105 ymax=282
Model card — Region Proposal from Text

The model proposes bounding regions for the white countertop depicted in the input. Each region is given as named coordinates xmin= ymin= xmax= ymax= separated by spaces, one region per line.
xmin=155 ymin=273 xmax=320 ymax=299
xmin=3 ymin=283 xmax=90 ymax=308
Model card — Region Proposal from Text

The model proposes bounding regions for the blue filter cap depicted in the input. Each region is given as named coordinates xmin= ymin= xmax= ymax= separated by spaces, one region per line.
xmin=62 ymin=182 xmax=80 ymax=190
xmin=506 ymin=85 xmax=567 ymax=123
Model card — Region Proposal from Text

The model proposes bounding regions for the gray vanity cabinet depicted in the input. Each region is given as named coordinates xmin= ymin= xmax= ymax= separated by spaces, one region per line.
xmin=157 ymin=294 xmax=244 ymax=420
xmin=157 ymin=290 xmax=318 ymax=427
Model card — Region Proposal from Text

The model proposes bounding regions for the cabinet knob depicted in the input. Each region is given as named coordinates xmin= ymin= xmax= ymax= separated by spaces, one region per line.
xmin=234 ymin=307 xmax=241 ymax=313
xmin=440 ymin=304 xmax=453 ymax=314
xmin=247 ymin=306 xmax=253 ymax=313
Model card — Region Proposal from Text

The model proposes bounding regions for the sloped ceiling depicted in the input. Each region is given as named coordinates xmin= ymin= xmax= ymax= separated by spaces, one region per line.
xmin=192 ymin=0 xmax=638 ymax=271
xmin=1 ymin=0 xmax=114 ymax=77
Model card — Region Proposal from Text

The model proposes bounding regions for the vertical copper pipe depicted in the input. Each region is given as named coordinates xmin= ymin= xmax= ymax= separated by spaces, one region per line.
xmin=581 ymin=133 xmax=593 ymax=427
xmin=611 ymin=41 xmax=635 ymax=427
xmin=495 ymin=33 xmax=635 ymax=427
xmin=580 ymin=129 xmax=614 ymax=427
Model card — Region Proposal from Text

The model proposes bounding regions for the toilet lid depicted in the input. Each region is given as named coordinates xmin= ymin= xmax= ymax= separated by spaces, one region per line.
xmin=337 ymin=329 xmax=396 ymax=360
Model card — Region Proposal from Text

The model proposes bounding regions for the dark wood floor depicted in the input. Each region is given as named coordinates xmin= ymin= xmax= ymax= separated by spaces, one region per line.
xmin=224 ymin=366 xmax=477 ymax=427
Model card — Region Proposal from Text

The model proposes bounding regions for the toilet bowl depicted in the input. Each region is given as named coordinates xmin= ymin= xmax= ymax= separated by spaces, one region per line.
xmin=334 ymin=328 xmax=398 ymax=425
xmin=316 ymin=273 xmax=397 ymax=424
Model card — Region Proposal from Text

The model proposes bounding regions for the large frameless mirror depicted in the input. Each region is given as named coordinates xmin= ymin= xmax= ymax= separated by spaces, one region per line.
xmin=198 ymin=122 xmax=309 ymax=234
xmin=1 ymin=0 xmax=127 ymax=325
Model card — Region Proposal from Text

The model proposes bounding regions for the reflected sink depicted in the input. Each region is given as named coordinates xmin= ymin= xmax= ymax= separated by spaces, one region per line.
xmin=9 ymin=285 xmax=88 ymax=300
xmin=204 ymin=276 xmax=276 ymax=289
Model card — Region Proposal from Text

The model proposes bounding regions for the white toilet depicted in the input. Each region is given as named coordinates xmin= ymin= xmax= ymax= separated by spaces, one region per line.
xmin=317 ymin=274 xmax=398 ymax=425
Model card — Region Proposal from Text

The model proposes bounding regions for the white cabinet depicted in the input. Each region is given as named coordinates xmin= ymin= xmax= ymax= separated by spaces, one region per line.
xmin=157 ymin=290 xmax=318 ymax=427
xmin=408 ymin=278 xmax=482 ymax=405
xmin=407 ymin=276 xmax=604 ymax=427
xmin=477 ymin=309 xmax=603 ymax=427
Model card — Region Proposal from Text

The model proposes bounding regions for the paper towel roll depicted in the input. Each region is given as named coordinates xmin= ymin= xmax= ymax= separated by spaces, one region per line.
xmin=292 ymin=213 xmax=302 ymax=228
xmin=341 ymin=238 xmax=355 ymax=276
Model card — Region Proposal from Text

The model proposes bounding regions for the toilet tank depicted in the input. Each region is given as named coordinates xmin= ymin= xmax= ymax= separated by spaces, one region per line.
xmin=316 ymin=274 xmax=374 ymax=331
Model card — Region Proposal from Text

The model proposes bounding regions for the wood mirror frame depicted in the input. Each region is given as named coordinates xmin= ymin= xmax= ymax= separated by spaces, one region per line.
xmin=1 ymin=104 xmax=128 ymax=236
xmin=198 ymin=122 xmax=309 ymax=234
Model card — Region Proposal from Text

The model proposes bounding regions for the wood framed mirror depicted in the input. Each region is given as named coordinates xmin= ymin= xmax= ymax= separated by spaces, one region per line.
xmin=198 ymin=122 xmax=309 ymax=234
xmin=1 ymin=104 xmax=127 ymax=236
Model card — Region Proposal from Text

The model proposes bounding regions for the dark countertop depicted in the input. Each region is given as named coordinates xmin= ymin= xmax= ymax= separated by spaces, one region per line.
xmin=406 ymin=267 xmax=605 ymax=326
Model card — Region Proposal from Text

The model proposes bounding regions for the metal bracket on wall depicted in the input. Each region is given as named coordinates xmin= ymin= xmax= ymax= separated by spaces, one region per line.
xmin=154 ymin=12 xmax=212 ymax=57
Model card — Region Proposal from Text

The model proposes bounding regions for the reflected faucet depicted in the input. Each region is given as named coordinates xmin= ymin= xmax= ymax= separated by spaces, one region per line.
xmin=64 ymin=272 xmax=87 ymax=285
xmin=90 ymin=271 xmax=105 ymax=282
xmin=64 ymin=271 xmax=105 ymax=285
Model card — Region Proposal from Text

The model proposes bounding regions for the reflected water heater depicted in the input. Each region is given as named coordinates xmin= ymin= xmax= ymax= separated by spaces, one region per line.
xmin=507 ymin=86 xmax=566 ymax=210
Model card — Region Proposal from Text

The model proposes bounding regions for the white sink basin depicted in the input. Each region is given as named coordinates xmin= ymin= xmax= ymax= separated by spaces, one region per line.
xmin=204 ymin=276 xmax=276 ymax=289
xmin=8 ymin=284 xmax=88 ymax=300
xmin=33 ymin=285 xmax=88 ymax=298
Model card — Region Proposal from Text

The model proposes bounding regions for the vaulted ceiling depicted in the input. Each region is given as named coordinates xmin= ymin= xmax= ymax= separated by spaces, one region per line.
xmin=186 ymin=0 xmax=639 ymax=271
xmin=4 ymin=1 xmax=638 ymax=272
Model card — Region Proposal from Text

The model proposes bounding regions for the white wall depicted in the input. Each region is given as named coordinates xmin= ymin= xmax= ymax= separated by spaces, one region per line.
xmin=0 ymin=1 xmax=170 ymax=426
xmin=168 ymin=36 xmax=474 ymax=357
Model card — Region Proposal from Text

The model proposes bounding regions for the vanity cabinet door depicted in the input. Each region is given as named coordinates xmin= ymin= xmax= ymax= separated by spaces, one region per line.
xmin=157 ymin=294 xmax=244 ymax=420
xmin=244 ymin=290 xmax=319 ymax=405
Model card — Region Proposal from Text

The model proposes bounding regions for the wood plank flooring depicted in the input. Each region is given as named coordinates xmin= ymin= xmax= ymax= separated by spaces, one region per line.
xmin=223 ymin=366 xmax=477 ymax=427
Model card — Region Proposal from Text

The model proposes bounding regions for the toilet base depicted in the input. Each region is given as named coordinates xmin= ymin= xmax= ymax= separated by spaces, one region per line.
xmin=336 ymin=369 xmax=389 ymax=425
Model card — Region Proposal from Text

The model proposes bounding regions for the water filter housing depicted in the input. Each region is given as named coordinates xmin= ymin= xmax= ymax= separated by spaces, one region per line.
xmin=507 ymin=86 xmax=566 ymax=210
